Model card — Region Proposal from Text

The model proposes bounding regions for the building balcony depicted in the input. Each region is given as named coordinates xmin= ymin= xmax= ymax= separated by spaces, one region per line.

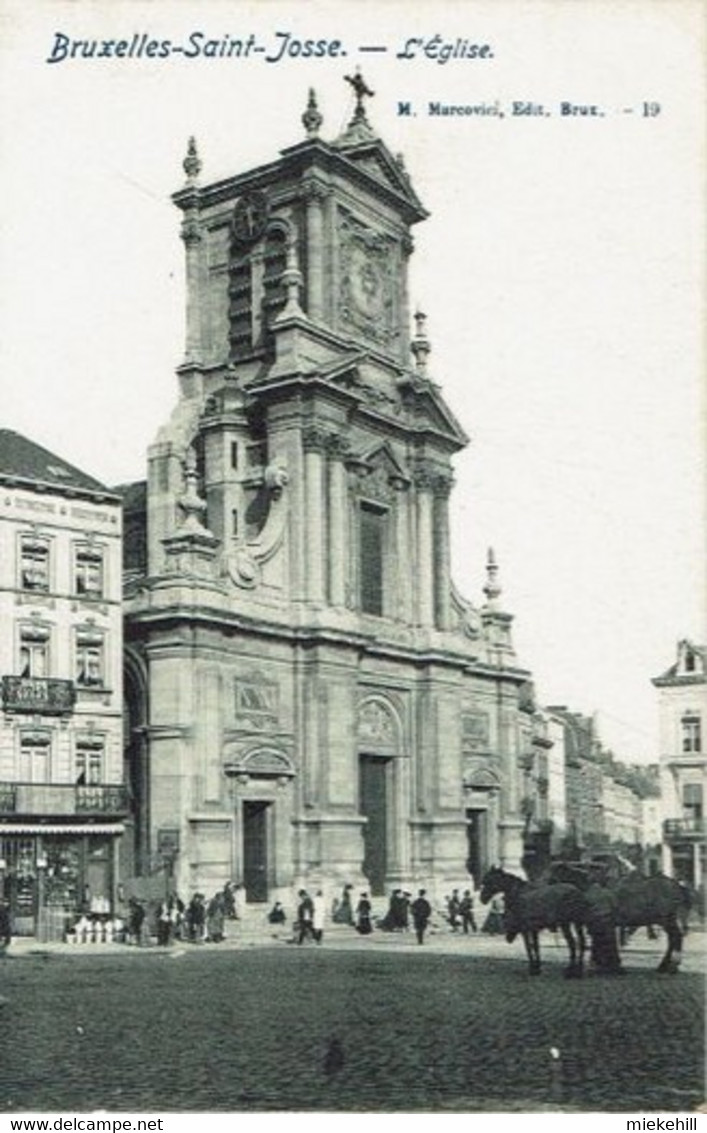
xmin=0 ymin=782 xmax=129 ymax=818
xmin=663 ymin=817 xmax=706 ymax=844
xmin=2 ymin=676 xmax=76 ymax=716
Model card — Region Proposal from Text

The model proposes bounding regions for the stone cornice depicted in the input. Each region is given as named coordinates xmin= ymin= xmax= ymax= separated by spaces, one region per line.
xmin=125 ymin=599 xmax=533 ymax=681
xmin=652 ymin=674 xmax=706 ymax=688
xmin=173 ymin=139 xmax=428 ymax=226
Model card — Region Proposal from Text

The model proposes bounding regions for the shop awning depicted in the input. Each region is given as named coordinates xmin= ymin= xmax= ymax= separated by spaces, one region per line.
xmin=0 ymin=823 xmax=125 ymax=835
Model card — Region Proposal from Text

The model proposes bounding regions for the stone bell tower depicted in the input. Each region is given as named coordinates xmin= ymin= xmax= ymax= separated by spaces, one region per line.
xmin=124 ymin=78 xmax=532 ymax=903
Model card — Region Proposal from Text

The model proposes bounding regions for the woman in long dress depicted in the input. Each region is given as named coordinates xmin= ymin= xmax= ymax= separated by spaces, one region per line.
xmin=332 ymin=883 xmax=354 ymax=925
xmin=206 ymin=893 xmax=225 ymax=942
xmin=356 ymin=893 xmax=373 ymax=935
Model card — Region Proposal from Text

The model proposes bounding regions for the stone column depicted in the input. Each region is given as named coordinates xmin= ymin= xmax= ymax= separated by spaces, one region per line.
xmin=303 ymin=427 xmax=326 ymax=604
xmin=432 ymin=472 xmax=453 ymax=630
xmin=326 ymin=436 xmax=349 ymax=607
xmin=303 ymin=181 xmax=329 ymax=322
xmin=414 ymin=466 xmax=435 ymax=627
xmin=181 ymin=207 xmax=203 ymax=365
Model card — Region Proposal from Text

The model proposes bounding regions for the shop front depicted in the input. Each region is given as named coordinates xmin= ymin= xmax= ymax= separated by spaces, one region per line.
xmin=0 ymin=823 xmax=124 ymax=939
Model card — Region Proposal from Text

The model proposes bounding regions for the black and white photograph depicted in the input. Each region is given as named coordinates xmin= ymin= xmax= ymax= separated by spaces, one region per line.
xmin=0 ymin=0 xmax=704 ymax=1122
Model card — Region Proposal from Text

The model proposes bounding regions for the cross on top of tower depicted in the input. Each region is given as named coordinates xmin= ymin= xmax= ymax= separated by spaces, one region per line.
xmin=344 ymin=68 xmax=374 ymax=121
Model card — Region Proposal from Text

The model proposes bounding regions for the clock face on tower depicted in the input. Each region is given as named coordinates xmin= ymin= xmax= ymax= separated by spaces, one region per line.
xmin=232 ymin=190 xmax=269 ymax=244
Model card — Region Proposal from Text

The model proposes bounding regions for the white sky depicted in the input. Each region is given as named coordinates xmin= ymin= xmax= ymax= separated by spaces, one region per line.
xmin=0 ymin=0 xmax=704 ymax=765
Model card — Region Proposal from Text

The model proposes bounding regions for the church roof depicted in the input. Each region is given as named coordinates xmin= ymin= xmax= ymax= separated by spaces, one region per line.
xmin=0 ymin=429 xmax=118 ymax=501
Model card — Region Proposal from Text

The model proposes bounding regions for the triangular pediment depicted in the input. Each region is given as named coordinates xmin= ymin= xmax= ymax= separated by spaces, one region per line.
xmin=334 ymin=137 xmax=427 ymax=218
xmin=356 ymin=440 xmax=410 ymax=483
xmin=398 ymin=378 xmax=469 ymax=448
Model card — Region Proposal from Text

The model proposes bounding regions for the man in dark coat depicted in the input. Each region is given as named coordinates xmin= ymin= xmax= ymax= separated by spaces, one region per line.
xmin=411 ymin=889 xmax=432 ymax=945
xmin=297 ymin=889 xmax=314 ymax=945
xmin=460 ymin=889 xmax=478 ymax=934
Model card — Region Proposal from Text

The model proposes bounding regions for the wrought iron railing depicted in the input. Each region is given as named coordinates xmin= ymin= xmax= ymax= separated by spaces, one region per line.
xmin=2 ymin=676 xmax=76 ymax=715
xmin=663 ymin=816 xmax=706 ymax=840
xmin=0 ymin=782 xmax=129 ymax=816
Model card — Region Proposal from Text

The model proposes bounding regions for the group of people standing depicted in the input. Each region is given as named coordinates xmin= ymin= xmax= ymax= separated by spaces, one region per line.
xmin=329 ymin=884 xmax=436 ymax=944
xmin=121 ymin=879 xmax=498 ymax=949
xmin=125 ymin=881 xmax=247 ymax=947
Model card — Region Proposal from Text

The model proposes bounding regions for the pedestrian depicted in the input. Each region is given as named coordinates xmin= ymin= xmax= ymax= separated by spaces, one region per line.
xmin=332 ymin=883 xmax=354 ymax=925
xmin=170 ymin=894 xmax=185 ymax=940
xmin=297 ymin=889 xmax=314 ymax=945
xmin=127 ymin=897 xmax=145 ymax=946
xmin=400 ymin=891 xmax=411 ymax=931
xmin=482 ymin=895 xmax=505 ymax=934
xmin=0 ymin=900 xmax=11 ymax=957
xmin=157 ymin=898 xmax=173 ymax=946
xmin=460 ymin=889 xmax=477 ymax=934
xmin=356 ymin=892 xmax=373 ymax=935
xmin=206 ymin=892 xmax=225 ymax=942
xmin=187 ymin=893 xmax=206 ymax=943
xmin=222 ymin=882 xmax=236 ymax=919
xmin=411 ymin=889 xmax=432 ymax=945
xmin=268 ymin=900 xmax=286 ymax=925
xmin=312 ymin=889 xmax=326 ymax=945
xmin=233 ymin=883 xmax=246 ymax=921
xmin=447 ymin=889 xmax=461 ymax=932
xmin=586 ymin=879 xmax=622 ymax=974
xmin=379 ymin=889 xmax=399 ymax=932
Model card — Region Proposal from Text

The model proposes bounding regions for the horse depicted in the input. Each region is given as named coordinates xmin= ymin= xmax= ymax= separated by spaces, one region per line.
xmin=548 ymin=862 xmax=690 ymax=974
xmin=600 ymin=873 xmax=689 ymax=973
xmin=479 ymin=866 xmax=587 ymax=977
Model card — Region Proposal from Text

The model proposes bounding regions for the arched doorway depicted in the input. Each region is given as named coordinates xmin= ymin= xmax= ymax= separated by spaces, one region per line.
xmin=357 ymin=695 xmax=407 ymax=895
xmin=463 ymin=765 xmax=501 ymax=888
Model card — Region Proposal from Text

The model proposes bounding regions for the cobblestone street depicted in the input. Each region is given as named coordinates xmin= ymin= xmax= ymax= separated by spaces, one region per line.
xmin=0 ymin=928 xmax=704 ymax=1114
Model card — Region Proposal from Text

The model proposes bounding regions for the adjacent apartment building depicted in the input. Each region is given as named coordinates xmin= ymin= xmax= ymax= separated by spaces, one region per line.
xmin=653 ymin=639 xmax=706 ymax=890
xmin=0 ymin=430 xmax=126 ymax=936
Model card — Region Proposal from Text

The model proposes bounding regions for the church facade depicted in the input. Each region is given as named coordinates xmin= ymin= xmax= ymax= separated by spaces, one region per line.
xmin=122 ymin=84 xmax=535 ymax=905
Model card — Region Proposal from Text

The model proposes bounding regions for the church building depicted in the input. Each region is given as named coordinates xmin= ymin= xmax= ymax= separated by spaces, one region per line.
xmin=122 ymin=79 xmax=535 ymax=905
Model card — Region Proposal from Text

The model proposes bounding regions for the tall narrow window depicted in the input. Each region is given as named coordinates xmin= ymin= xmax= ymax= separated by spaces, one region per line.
xmin=20 ymin=537 xmax=49 ymax=592
xmin=76 ymin=742 xmax=103 ymax=786
xmin=682 ymin=714 xmax=702 ymax=754
xmin=76 ymin=630 xmax=105 ymax=688
xmin=683 ymin=782 xmax=703 ymax=821
xmin=75 ymin=547 xmax=104 ymax=597
xmin=20 ymin=733 xmax=50 ymax=783
xmin=19 ymin=626 xmax=49 ymax=678
xmin=360 ymin=503 xmax=386 ymax=616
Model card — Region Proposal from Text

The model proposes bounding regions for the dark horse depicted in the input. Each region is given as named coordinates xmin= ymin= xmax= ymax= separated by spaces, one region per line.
xmin=480 ymin=866 xmax=587 ymax=977
xmin=550 ymin=863 xmax=690 ymax=974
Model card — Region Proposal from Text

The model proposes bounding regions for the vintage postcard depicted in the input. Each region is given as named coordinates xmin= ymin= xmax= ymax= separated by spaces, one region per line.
xmin=0 ymin=0 xmax=704 ymax=1124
